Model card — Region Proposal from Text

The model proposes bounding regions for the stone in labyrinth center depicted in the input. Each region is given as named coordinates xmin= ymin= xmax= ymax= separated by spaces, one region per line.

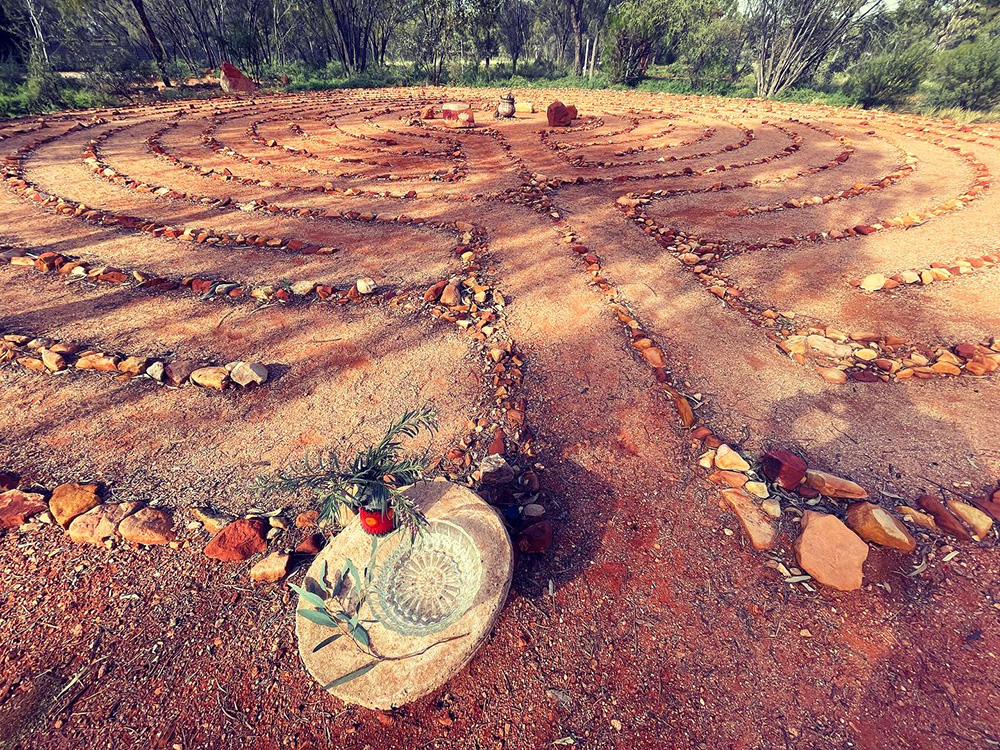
xmin=295 ymin=481 xmax=513 ymax=709
xmin=441 ymin=102 xmax=476 ymax=128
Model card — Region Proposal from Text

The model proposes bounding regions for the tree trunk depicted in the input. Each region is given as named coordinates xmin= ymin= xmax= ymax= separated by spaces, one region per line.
xmin=571 ymin=1 xmax=583 ymax=75
xmin=129 ymin=0 xmax=171 ymax=86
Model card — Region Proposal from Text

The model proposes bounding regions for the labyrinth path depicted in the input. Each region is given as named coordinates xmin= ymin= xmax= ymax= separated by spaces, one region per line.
xmin=2 ymin=87 xmax=1000 ymax=746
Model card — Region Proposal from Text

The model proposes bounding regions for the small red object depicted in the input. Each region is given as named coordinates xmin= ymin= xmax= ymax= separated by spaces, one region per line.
xmin=359 ymin=507 xmax=395 ymax=536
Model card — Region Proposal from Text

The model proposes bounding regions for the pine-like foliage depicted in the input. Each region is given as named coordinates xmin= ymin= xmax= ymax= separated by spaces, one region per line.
xmin=258 ymin=407 xmax=438 ymax=535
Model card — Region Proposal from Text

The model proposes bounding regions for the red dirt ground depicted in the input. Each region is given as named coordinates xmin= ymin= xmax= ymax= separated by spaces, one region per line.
xmin=1 ymin=87 xmax=998 ymax=750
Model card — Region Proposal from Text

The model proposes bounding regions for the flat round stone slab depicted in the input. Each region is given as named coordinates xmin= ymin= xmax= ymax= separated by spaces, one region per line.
xmin=295 ymin=480 xmax=513 ymax=709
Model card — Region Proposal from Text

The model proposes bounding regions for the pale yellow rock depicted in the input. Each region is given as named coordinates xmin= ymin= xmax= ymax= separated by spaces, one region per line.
xmin=714 ymin=444 xmax=750 ymax=472
xmin=698 ymin=449 xmax=716 ymax=469
xmin=947 ymin=500 xmax=993 ymax=539
xmin=855 ymin=348 xmax=878 ymax=361
xmin=900 ymin=270 xmax=920 ymax=284
xmin=897 ymin=505 xmax=936 ymax=531
xmin=859 ymin=274 xmax=887 ymax=292
xmin=745 ymin=481 xmax=769 ymax=499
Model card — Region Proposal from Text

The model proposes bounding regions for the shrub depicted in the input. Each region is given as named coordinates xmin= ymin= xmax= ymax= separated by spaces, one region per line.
xmin=847 ymin=44 xmax=931 ymax=108
xmin=85 ymin=49 xmax=153 ymax=102
xmin=929 ymin=37 xmax=1000 ymax=110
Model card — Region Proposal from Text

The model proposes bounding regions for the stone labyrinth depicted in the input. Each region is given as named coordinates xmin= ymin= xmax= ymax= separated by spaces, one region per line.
xmin=2 ymin=87 xmax=1000 ymax=589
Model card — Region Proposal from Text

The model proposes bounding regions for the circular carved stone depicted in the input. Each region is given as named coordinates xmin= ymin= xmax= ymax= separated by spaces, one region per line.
xmin=295 ymin=481 xmax=513 ymax=709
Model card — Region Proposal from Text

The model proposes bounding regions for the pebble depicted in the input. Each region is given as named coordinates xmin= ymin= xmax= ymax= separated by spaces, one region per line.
xmin=230 ymin=362 xmax=268 ymax=386
xmin=251 ymin=552 xmax=290 ymax=582
xmin=119 ymin=507 xmax=176 ymax=545
xmin=720 ymin=488 xmax=776 ymax=550
xmin=845 ymin=502 xmax=915 ymax=552
xmin=793 ymin=511 xmax=868 ymax=591
xmin=714 ymin=444 xmax=750 ymax=472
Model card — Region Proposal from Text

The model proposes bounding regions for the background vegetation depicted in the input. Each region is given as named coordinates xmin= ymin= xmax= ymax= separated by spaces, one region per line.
xmin=1 ymin=0 xmax=998 ymax=119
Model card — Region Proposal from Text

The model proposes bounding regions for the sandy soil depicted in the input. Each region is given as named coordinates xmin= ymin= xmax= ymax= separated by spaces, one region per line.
xmin=1 ymin=87 xmax=998 ymax=750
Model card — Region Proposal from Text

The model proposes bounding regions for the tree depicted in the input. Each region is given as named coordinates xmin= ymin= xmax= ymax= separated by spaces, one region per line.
xmin=603 ymin=0 xmax=690 ymax=85
xmin=682 ymin=0 xmax=747 ymax=91
xmin=498 ymin=0 xmax=533 ymax=74
xmin=747 ymin=0 xmax=883 ymax=98
xmin=467 ymin=0 xmax=500 ymax=70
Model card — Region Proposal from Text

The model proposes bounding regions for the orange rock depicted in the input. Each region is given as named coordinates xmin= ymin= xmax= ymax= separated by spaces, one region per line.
xmin=793 ymin=511 xmax=868 ymax=591
xmin=916 ymin=495 xmax=972 ymax=541
xmin=805 ymin=469 xmax=867 ymax=499
xmin=845 ymin=502 xmax=915 ymax=552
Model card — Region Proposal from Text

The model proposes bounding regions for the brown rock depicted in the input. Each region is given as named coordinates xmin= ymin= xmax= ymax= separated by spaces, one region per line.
xmin=896 ymin=505 xmax=937 ymax=531
xmin=793 ymin=511 xmax=868 ymax=591
xmin=708 ymin=470 xmax=748 ymax=488
xmin=205 ymin=518 xmax=267 ymax=561
xmin=845 ymin=502 xmax=915 ymax=552
xmin=916 ymin=495 xmax=972 ymax=541
xmin=295 ymin=510 xmax=319 ymax=528
xmin=41 ymin=348 xmax=66 ymax=372
xmin=517 ymin=520 xmax=553 ymax=553
xmin=119 ymin=507 xmax=176 ymax=545
xmin=191 ymin=506 xmax=233 ymax=534
xmin=439 ymin=282 xmax=461 ymax=306
xmin=720 ymin=488 xmax=776 ymax=550
xmin=0 ymin=489 xmax=47 ymax=529
xmin=547 ymin=101 xmax=572 ymax=127
xmin=296 ymin=532 xmax=324 ymax=555
xmin=971 ymin=496 xmax=1000 ymax=522
xmin=714 ymin=444 xmax=750 ymax=472
xmin=761 ymin=450 xmax=807 ymax=490
xmin=164 ymin=360 xmax=198 ymax=386
xmin=49 ymin=482 xmax=100 ymax=528
xmin=805 ymin=469 xmax=867 ymax=499
xmin=250 ymin=552 xmax=290 ymax=582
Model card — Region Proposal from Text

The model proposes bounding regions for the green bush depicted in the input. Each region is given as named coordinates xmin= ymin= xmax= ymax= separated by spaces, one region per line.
xmin=847 ymin=44 xmax=931 ymax=107
xmin=929 ymin=37 xmax=1000 ymax=110
xmin=85 ymin=49 xmax=154 ymax=102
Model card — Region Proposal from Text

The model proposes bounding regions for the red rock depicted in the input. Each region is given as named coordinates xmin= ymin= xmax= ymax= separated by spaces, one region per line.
xmin=565 ymin=105 xmax=578 ymax=120
xmin=761 ymin=450 xmax=807 ymax=490
xmin=517 ymin=520 xmax=553 ymax=553
xmin=793 ymin=511 xmax=868 ymax=591
xmin=420 ymin=106 xmax=435 ymax=119
xmin=296 ymin=532 xmax=324 ymax=555
xmin=916 ymin=495 xmax=972 ymax=541
xmin=0 ymin=489 xmax=47 ymax=528
xmin=424 ymin=280 xmax=447 ymax=302
xmin=219 ymin=61 xmax=255 ymax=95
xmin=547 ymin=101 xmax=572 ymax=127
xmin=971 ymin=496 xmax=1000 ymax=522
xmin=487 ymin=429 xmax=506 ymax=455
xmin=205 ymin=518 xmax=267 ymax=561
xmin=119 ymin=507 xmax=176 ymax=545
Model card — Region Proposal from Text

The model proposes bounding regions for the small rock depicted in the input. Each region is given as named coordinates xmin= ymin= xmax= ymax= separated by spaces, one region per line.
xmin=793 ymin=511 xmax=868 ymax=591
xmin=714 ymin=444 xmax=750 ymax=472
xmin=296 ymin=532 xmax=324 ymax=555
xmin=745 ymin=481 xmax=769 ymax=499
xmin=230 ymin=362 xmax=268 ymax=387
xmin=356 ymin=277 xmax=376 ymax=295
xmin=164 ymin=360 xmax=198 ymax=386
xmin=49 ymin=482 xmax=101 ymax=528
xmin=295 ymin=510 xmax=319 ymax=528
xmin=521 ymin=503 xmax=545 ymax=520
xmin=761 ymin=498 xmax=782 ymax=518
xmin=859 ymin=273 xmax=887 ymax=292
xmin=720 ymin=488 xmax=776 ymax=550
xmin=946 ymin=500 xmax=992 ymax=539
xmin=119 ymin=507 xmax=176 ymax=545
xmin=204 ymin=518 xmax=267 ymax=561
xmin=439 ymin=282 xmax=462 ymax=306
xmin=146 ymin=361 xmax=166 ymax=381
xmin=805 ymin=470 xmax=867 ymax=499
xmin=761 ymin=450 xmax=807 ymax=490
xmin=190 ymin=366 xmax=229 ymax=390
xmin=40 ymin=348 xmax=66 ymax=372
xmin=0 ymin=489 xmax=47 ymax=529
xmin=250 ymin=552 xmax=290 ymax=582
xmin=916 ymin=495 xmax=972 ymax=541
xmin=845 ymin=502 xmax=915 ymax=552
xmin=68 ymin=502 xmax=142 ymax=545
xmin=896 ymin=505 xmax=937 ymax=531
xmin=517 ymin=520 xmax=553 ymax=553
xmin=479 ymin=454 xmax=515 ymax=485
xmin=191 ymin=507 xmax=233 ymax=535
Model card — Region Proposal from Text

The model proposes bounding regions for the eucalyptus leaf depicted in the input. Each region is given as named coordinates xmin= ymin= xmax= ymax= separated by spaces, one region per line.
xmin=291 ymin=583 xmax=328 ymax=610
xmin=321 ymin=660 xmax=378 ymax=690
xmin=312 ymin=633 xmax=343 ymax=652
xmin=298 ymin=608 xmax=338 ymax=628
